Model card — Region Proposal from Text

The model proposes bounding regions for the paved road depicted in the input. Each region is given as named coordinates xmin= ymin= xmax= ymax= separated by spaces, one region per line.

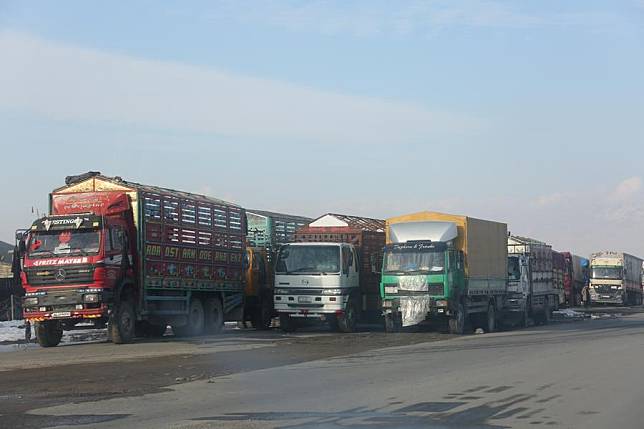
xmin=3 ymin=314 xmax=644 ymax=428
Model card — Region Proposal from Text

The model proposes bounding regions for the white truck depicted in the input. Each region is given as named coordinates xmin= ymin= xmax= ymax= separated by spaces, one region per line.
xmin=589 ymin=252 xmax=643 ymax=305
xmin=273 ymin=214 xmax=385 ymax=332
xmin=506 ymin=236 xmax=557 ymax=326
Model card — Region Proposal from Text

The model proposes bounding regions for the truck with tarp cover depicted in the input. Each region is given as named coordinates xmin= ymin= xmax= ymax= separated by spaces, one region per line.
xmin=589 ymin=251 xmax=643 ymax=305
xmin=20 ymin=172 xmax=246 ymax=347
xmin=381 ymin=211 xmax=507 ymax=334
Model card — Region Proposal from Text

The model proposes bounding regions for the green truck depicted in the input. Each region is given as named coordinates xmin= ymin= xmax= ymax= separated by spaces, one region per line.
xmin=381 ymin=211 xmax=507 ymax=334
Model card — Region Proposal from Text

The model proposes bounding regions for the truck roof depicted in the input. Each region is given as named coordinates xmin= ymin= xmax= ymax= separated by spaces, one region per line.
xmin=307 ymin=213 xmax=384 ymax=232
xmin=282 ymin=242 xmax=345 ymax=247
xmin=54 ymin=172 xmax=241 ymax=208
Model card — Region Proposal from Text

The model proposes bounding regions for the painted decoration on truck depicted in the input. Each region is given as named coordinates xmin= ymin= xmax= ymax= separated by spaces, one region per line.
xmin=141 ymin=191 xmax=245 ymax=291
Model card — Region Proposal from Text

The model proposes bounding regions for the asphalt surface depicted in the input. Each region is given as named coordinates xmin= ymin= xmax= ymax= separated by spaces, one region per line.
xmin=1 ymin=310 xmax=644 ymax=428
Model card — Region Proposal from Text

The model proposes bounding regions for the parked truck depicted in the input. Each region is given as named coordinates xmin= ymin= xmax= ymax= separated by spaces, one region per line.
xmin=380 ymin=211 xmax=507 ymax=334
xmin=589 ymin=251 xmax=643 ymax=305
xmin=562 ymin=252 xmax=589 ymax=307
xmin=21 ymin=172 xmax=246 ymax=347
xmin=506 ymin=236 xmax=557 ymax=327
xmin=241 ymin=210 xmax=312 ymax=329
xmin=552 ymin=251 xmax=565 ymax=308
xmin=274 ymin=214 xmax=384 ymax=333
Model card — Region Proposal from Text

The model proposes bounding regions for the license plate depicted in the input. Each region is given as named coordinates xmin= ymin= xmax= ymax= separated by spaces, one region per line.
xmin=51 ymin=311 xmax=71 ymax=318
xmin=602 ymin=296 xmax=611 ymax=299
xmin=298 ymin=296 xmax=313 ymax=303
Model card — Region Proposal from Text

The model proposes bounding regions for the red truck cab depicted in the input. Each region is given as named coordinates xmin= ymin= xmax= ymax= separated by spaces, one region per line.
xmin=22 ymin=192 xmax=136 ymax=346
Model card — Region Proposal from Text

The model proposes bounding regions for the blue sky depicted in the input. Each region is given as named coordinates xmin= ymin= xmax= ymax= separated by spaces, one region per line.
xmin=0 ymin=0 xmax=643 ymax=256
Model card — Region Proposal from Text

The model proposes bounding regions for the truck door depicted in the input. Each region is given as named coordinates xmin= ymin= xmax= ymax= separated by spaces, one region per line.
xmin=105 ymin=224 xmax=126 ymax=287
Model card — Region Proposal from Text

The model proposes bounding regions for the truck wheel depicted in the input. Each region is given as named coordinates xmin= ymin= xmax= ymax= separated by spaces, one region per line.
xmin=36 ymin=320 xmax=63 ymax=347
xmin=110 ymin=299 xmax=136 ymax=344
xmin=174 ymin=298 xmax=205 ymax=337
xmin=279 ymin=313 xmax=297 ymax=333
xmin=449 ymin=303 xmax=467 ymax=335
xmin=203 ymin=297 xmax=224 ymax=334
xmin=384 ymin=313 xmax=400 ymax=333
xmin=486 ymin=303 xmax=496 ymax=333
xmin=336 ymin=300 xmax=358 ymax=333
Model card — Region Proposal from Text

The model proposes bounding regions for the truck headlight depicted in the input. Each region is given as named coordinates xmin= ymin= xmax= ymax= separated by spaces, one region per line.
xmin=321 ymin=288 xmax=343 ymax=295
xmin=384 ymin=286 xmax=398 ymax=294
xmin=83 ymin=293 xmax=99 ymax=303
xmin=24 ymin=297 xmax=38 ymax=306
xmin=275 ymin=289 xmax=291 ymax=295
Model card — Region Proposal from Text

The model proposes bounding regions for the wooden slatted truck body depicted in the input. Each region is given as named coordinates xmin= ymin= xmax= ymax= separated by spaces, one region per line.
xmin=21 ymin=173 xmax=245 ymax=347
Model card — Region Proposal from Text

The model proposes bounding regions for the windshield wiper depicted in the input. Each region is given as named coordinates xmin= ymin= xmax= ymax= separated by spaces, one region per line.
xmin=290 ymin=267 xmax=318 ymax=273
xmin=30 ymin=250 xmax=55 ymax=258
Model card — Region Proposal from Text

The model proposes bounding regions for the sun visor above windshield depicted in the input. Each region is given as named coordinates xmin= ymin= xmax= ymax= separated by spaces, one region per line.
xmin=388 ymin=221 xmax=458 ymax=244
xmin=31 ymin=215 xmax=103 ymax=232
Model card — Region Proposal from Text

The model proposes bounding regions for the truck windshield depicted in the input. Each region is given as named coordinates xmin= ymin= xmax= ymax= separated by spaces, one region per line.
xmin=508 ymin=256 xmax=521 ymax=281
xmin=591 ymin=267 xmax=622 ymax=280
xmin=383 ymin=250 xmax=445 ymax=274
xmin=275 ymin=245 xmax=340 ymax=275
xmin=27 ymin=229 xmax=101 ymax=258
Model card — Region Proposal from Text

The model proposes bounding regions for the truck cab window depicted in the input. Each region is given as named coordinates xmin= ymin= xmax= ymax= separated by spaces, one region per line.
xmin=110 ymin=226 xmax=124 ymax=253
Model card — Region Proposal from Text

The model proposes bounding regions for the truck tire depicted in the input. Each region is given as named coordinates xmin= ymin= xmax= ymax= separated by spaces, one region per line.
xmin=449 ymin=302 xmax=467 ymax=335
xmin=36 ymin=320 xmax=63 ymax=347
xmin=174 ymin=298 xmax=205 ymax=337
xmin=336 ymin=300 xmax=357 ymax=333
xmin=203 ymin=297 xmax=224 ymax=334
xmin=384 ymin=313 xmax=401 ymax=333
xmin=110 ymin=299 xmax=136 ymax=344
xmin=279 ymin=313 xmax=297 ymax=333
xmin=486 ymin=303 xmax=496 ymax=333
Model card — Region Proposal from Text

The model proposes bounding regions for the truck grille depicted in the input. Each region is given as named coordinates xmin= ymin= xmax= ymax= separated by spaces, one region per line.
xmin=26 ymin=265 xmax=95 ymax=286
xmin=594 ymin=285 xmax=617 ymax=294
xmin=426 ymin=283 xmax=444 ymax=296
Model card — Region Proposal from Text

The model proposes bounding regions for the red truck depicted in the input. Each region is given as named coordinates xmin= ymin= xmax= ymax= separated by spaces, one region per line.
xmin=561 ymin=252 xmax=590 ymax=307
xmin=20 ymin=173 xmax=246 ymax=347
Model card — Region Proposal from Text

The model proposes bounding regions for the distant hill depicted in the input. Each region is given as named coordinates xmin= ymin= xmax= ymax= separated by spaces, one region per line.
xmin=0 ymin=241 xmax=13 ymax=264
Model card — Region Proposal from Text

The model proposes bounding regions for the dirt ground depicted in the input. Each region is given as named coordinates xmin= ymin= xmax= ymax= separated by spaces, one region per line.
xmin=0 ymin=326 xmax=450 ymax=429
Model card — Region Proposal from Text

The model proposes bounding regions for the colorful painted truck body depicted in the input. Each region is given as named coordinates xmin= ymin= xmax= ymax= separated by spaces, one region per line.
xmin=506 ymin=236 xmax=557 ymax=326
xmin=21 ymin=173 xmax=246 ymax=347
xmin=589 ymin=251 xmax=643 ymax=305
xmin=380 ymin=211 xmax=507 ymax=334
xmin=274 ymin=214 xmax=384 ymax=332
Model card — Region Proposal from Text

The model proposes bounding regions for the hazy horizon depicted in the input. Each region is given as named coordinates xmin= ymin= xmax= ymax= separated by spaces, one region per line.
xmin=1 ymin=1 xmax=643 ymax=257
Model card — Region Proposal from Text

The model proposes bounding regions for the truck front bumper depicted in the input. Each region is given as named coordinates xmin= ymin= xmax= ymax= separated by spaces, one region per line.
xmin=274 ymin=292 xmax=350 ymax=316
xmin=590 ymin=294 xmax=624 ymax=305
xmin=382 ymin=296 xmax=450 ymax=317
xmin=23 ymin=289 xmax=111 ymax=322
